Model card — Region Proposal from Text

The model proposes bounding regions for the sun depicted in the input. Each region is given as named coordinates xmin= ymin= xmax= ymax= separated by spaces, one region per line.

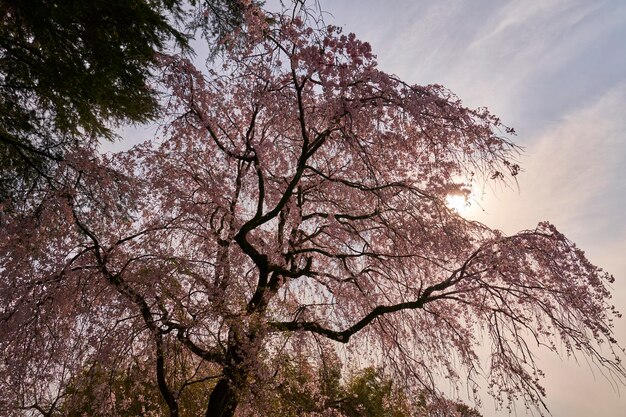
xmin=445 ymin=193 xmax=469 ymax=214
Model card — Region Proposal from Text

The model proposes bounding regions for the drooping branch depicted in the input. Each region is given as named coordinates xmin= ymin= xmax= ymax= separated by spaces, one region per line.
xmin=70 ymin=206 xmax=185 ymax=416
xmin=268 ymin=260 xmax=473 ymax=343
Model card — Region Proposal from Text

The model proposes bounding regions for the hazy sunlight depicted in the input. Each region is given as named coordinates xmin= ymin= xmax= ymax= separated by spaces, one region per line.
xmin=445 ymin=193 xmax=470 ymax=215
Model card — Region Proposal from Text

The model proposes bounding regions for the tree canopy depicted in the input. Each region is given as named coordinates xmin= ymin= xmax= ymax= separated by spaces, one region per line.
xmin=0 ymin=3 xmax=623 ymax=417
xmin=0 ymin=0 xmax=253 ymax=209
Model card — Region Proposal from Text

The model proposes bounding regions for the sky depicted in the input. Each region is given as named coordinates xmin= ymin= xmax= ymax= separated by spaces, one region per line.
xmin=320 ymin=0 xmax=626 ymax=415
xmin=114 ymin=1 xmax=626 ymax=415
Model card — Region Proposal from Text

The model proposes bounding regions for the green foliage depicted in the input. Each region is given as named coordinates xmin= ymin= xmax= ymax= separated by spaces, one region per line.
xmin=1 ymin=0 xmax=185 ymax=134
xmin=0 ymin=0 xmax=187 ymax=206
xmin=58 ymin=351 xmax=482 ymax=417
xmin=263 ymin=351 xmax=481 ymax=417
xmin=61 ymin=353 xmax=218 ymax=417
xmin=62 ymin=363 xmax=168 ymax=417
xmin=341 ymin=367 xmax=411 ymax=417
xmin=0 ymin=0 xmax=253 ymax=207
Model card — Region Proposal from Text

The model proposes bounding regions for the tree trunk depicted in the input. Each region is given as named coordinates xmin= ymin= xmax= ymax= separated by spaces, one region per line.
xmin=206 ymin=323 xmax=260 ymax=417
xmin=206 ymin=377 xmax=238 ymax=417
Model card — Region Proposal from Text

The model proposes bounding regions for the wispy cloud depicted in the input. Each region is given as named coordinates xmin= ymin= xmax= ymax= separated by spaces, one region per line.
xmin=473 ymin=83 xmax=626 ymax=242
xmin=334 ymin=0 xmax=626 ymax=130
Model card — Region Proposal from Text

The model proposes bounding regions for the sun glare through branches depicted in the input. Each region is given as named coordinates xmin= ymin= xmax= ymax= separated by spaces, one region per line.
xmin=446 ymin=193 xmax=470 ymax=215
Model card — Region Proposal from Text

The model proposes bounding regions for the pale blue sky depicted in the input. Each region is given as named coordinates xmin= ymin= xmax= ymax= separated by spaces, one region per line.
xmin=323 ymin=0 xmax=626 ymax=415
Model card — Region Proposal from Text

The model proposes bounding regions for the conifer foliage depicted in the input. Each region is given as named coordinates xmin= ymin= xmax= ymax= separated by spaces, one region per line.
xmin=0 ymin=0 xmax=247 ymax=208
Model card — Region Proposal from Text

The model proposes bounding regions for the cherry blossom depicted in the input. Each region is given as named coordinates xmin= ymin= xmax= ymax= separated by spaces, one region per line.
xmin=0 ymin=5 xmax=623 ymax=417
